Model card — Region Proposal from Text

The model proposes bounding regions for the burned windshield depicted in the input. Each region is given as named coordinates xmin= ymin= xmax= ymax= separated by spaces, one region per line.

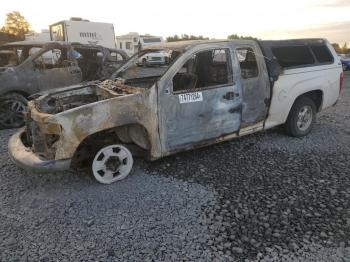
xmin=114 ymin=49 xmax=181 ymax=89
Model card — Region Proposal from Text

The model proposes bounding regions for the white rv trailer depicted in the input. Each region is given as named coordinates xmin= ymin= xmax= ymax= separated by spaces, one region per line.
xmin=116 ymin=32 xmax=164 ymax=56
xmin=49 ymin=18 xmax=116 ymax=48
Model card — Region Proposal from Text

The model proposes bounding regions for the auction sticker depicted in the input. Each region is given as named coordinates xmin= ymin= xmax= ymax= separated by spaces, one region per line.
xmin=178 ymin=92 xmax=203 ymax=104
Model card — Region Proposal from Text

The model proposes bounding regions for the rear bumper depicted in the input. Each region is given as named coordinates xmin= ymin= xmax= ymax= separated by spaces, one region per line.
xmin=8 ymin=128 xmax=71 ymax=173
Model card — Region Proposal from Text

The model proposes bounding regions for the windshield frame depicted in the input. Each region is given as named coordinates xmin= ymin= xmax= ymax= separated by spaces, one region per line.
xmin=110 ymin=48 xmax=182 ymax=82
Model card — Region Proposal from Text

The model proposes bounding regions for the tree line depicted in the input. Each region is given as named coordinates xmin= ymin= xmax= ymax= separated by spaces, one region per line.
xmin=332 ymin=43 xmax=349 ymax=54
xmin=166 ymin=34 xmax=259 ymax=42
xmin=0 ymin=11 xmax=31 ymax=41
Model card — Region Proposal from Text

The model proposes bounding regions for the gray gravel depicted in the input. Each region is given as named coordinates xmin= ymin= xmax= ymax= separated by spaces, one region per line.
xmin=0 ymin=159 xmax=219 ymax=261
xmin=1 ymin=73 xmax=350 ymax=261
xmin=253 ymin=243 xmax=350 ymax=262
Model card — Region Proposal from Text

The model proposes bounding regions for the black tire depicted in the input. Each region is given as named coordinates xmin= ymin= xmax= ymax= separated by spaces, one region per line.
xmin=0 ymin=93 xmax=28 ymax=129
xmin=285 ymin=96 xmax=316 ymax=137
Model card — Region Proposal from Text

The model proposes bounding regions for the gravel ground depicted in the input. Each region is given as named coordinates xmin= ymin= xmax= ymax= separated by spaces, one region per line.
xmin=1 ymin=73 xmax=350 ymax=261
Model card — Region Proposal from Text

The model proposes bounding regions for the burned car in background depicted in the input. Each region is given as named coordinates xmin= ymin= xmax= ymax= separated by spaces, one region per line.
xmin=0 ymin=41 xmax=128 ymax=128
xmin=8 ymin=39 xmax=342 ymax=184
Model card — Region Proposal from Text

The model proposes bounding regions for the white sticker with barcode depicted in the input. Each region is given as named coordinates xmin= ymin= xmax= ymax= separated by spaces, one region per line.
xmin=178 ymin=92 xmax=203 ymax=104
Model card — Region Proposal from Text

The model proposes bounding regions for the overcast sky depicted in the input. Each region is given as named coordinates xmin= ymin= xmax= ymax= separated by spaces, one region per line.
xmin=1 ymin=0 xmax=349 ymax=44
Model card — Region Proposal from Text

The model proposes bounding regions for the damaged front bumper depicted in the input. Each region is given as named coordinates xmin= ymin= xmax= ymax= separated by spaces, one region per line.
xmin=8 ymin=128 xmax=71 ymax=173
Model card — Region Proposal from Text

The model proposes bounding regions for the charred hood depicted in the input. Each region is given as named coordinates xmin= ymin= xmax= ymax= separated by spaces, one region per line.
xmin=34 ymin=80 xmax=145 ymax=114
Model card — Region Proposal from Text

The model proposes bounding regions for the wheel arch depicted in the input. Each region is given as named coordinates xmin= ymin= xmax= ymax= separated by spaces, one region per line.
xmin=289 ymin=89 xmax=324 ymax=115
xmin=70 ymin=123 xmax=152 ymax=168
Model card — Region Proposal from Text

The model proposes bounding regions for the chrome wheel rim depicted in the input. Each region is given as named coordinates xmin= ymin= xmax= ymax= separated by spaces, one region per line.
xmin=297 ymin=105 xmax=313 ymax=132
xmin=0 ymin=99 xmax=26 ymax=128
xmin=92 ymin=145 xmax=133 ymax=184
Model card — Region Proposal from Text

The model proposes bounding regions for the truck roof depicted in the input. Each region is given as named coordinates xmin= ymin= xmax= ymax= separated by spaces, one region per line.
xmin=1 ymin=40 xmax=70 ymax=48
xmin=145 ymin=40 xmax=235 ymax=52
xmin=145 ymin=38 xmax=328 ymax=52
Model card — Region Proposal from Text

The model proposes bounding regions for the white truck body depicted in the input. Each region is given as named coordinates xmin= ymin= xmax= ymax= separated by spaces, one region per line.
xmin=50 ymin=19 xmax=116 ymax=48
xmin=264 ymin=42 xmax=342 ymax=130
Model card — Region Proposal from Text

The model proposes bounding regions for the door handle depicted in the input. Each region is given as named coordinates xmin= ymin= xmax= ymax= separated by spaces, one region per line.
xmin=223 ymin=92 xmax=235 ymax=100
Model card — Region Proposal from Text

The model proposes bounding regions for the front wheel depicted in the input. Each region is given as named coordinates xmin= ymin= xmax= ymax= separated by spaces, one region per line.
xmin=0 ymin=93 xmax=27 ymax=129
xmin=285 ymin=97 xmax=316 ymax=137
xmin=92 ymin=144 xmax=134 ymax=184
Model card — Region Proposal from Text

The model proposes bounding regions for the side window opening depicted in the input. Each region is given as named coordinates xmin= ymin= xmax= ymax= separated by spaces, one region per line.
xmin=272 ymin=45 xmax=315 ymax=68
xmin=236 ymin=47 xmax=259 ymax=79
xmin=310 ymin=45 xmax=333 ymax=64
xmin=173 ymin=48 xmax=232 ymax=93
xmin=33 ymin=48 xmax=66 ymax=70
xmin=126 ymin=42 xmax=132 ymax=50
xmin=109 ymin=51 xmax=124 ymax=62
xmin=74 ymin=48 xmax=103 ymax=81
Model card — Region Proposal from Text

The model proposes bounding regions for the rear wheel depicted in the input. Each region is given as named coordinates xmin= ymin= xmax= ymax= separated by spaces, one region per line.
xmin=285 ymin=97 xmax=316 ymax=137
xmin=92 ymin=144 xmax=134 ymax=184
xmin=0 ymin=93 xmax=27 ymax=129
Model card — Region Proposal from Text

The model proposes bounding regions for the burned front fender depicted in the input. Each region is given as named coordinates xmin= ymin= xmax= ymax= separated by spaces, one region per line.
xmin=8 ymin=128 xmax=71 ymax=173
xmin=45 ymin=86 xmax=160 ymax=160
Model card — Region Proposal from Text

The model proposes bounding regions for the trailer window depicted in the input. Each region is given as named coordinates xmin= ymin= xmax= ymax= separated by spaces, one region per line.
xmin=126 ymin=42 xmax=132 ymax=50
xmin=173 ymin=49 xmax=233 ymax=92
xmin=272 ymin=46 xmax=315 ymax=68
xmin=310 ymin=45 xmax=334 ymax=63
xmin=50 ymin=23 xmax=65 ymax=41
xmin=236 ymin=47 xmax=259 ymax=79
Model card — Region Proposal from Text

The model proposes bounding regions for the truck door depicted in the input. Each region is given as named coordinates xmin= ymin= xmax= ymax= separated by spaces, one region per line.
xmin=234 ymin=44 xmax=271 ymax=127
xmin=32 ymin=47 xmax=82 ymax=92
xmin=158 ymin=47 xmax=242 ymax=153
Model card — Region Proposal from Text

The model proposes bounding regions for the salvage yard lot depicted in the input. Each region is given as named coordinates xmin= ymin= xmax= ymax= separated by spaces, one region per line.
xmin=1 ymin=73 xmax=350 ymax=261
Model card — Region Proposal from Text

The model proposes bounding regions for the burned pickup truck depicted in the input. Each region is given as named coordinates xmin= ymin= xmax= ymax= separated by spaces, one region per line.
xmin=0 ymin=41 xmax=128 ymax=128
xmin=9 ymin=39 xmax=343 ymax=184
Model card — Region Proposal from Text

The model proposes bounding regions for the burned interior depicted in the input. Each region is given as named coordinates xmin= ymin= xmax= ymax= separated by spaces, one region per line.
xmin=0 ymin=43 xmax=42 ymax=67
xmin=173 ymin=49 xmax=233 ymax=92
xmin=72 ymin=45 xmax=128 ymax=81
